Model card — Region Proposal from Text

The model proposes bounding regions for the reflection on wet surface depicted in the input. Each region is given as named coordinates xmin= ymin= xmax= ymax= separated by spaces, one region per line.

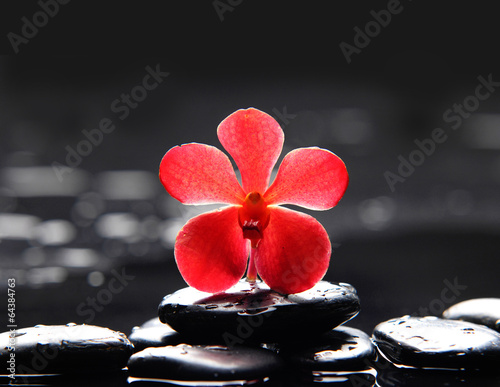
xmin=3 ymin=365 xmax=500 ymax=386
xmin=0 ymin=169 xmax=175 ymax=288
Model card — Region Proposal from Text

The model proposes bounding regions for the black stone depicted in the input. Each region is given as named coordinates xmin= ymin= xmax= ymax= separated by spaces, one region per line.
xmin=127 ymin=344 xmax=285 ymax=382
xmin=282 ymin=326 xmax=377 ymax=372
xmin=135 ymin=317 xmax=164 ymax=329
xmin=443 ymin=298 xmax=500 ymax=332
xmin=158 ymin=280 xmax=360 ymax=343
xmin=129 ymin=318 xmax=183 ymax=352
xmin=373 ymin=316 xmax=500 ymax=370
xmin=0 ymin=323 xmax=134 ymax=374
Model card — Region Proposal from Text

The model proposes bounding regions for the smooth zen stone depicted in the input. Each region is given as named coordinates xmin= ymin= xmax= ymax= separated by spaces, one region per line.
xmin=0 ymin=324 xmax=133 ymax=374
xmin=283 ymin=326 xmax=377 ymax=372
xmin=443 ymin=298 xmax=500 ymax=332
xmin=373 ymin=316 xmax=500 ymax=370
xmin=158 ymin=280 xmax=360 ymax=343
xmin=127 ymin=344 xmax=284 ymax=382
xmin=129 ymin=318 xmax=183 ymax=352
xmin=136 ymin=317 xmax=164 ymax=329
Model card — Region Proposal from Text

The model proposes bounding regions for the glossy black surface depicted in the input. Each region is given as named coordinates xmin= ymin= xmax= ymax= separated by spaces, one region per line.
xmin=128 ymin=344 xmax=285 ymax=382
xmin=128 ymin=318 xmax=183 ymax=352
xmin=281 ymin=326 xmax=377 ymax=372
xmin=158 ymin=280 xmax=360 ymax=343
xmin=443 ymin=298 xmax=500 ymax=332
xmin=0 ymin=324 xmax=133 ymax=374
xmin=373 ymin=316 xmax=500 ymax=371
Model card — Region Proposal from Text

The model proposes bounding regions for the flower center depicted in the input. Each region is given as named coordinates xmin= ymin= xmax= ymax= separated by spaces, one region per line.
xmin=238 ymin=191 xmax=270 ymax=247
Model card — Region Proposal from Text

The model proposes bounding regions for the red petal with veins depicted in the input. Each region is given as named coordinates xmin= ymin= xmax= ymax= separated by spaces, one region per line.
xmin=175 ymin=206 xmax=250 ymax=293
xmin=254 ymin=206 xmax=331 ymax=294
xmin=217 ymin=108 xmax=284 ymax=194
xmin=160 ymin=143 xmax=246 ymax=205
xmin=264 ymin=147 xmax=348 ymax=210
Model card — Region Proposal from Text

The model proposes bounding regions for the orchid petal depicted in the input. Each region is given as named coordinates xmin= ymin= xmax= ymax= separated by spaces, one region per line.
xmin=264 ymin=147 xmax=348 ymax=210
xmin=254 ymin=206 xmax=331 ymax=294
xmin=160 ymin=143 xmax=245 ymax=205
xmin=217 ymin=108 xmax=284 ymax=194
xmin=174 ymin=206 xmax=250 ymax=293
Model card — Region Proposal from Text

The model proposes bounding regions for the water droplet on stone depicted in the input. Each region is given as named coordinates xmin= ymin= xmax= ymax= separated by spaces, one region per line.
xmin=206 ymin=345 xmax=228 ymax=351
xmin=443 ymin=298 xmax=500 ymax=333
xmin=128 ymin=344 xmax=284 ymax=381
xmin=159 ymin=280 xmax=359 ymax=343
xmin=373 ymin=316 xmax=500 ymax=370
xmin=238 ymin=307 xmax=269 ymax=316
xmin=0 ymin=324 xmax=133 ymax=374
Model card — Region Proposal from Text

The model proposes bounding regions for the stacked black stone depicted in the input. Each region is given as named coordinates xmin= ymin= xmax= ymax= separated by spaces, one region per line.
xmin=0 ymin=280 xmax=373 ymax=385
xmin=128 ymin=279 xmax=377 ymax=384
xmin=157 ymin=280 xmax=360 ymax=344
xmin=4 ymin=289 xmax=500 ymax=385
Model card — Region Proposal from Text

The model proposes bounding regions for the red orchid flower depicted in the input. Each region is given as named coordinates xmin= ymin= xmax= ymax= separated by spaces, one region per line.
xmin=159 ymin=108 xmax=348 ymax=294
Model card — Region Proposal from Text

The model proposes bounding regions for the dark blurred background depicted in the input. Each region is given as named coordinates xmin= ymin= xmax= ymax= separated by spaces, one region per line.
xmin=0 ymin=1 xmax=499 ymax=340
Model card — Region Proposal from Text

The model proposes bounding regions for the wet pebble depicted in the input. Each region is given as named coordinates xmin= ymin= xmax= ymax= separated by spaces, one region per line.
xmin=373 ymin=316 xmax=500 ymax=370
xmin=129 ymin=318 xmax=183 ymax=352
xmin=127 ymin=344 xmax=285 ymax=382
xmin=158 ymin=280 xmax=360 ymax=343
xmin=283 ymin=326 xmax=377 ymax=372
xmin=443 ymin=298 xmax=500 ymax=332
xmin=135 ymin=317 xmax=164 ymax=329
xmin=0 ymin=324 xmax=133 ymax=374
